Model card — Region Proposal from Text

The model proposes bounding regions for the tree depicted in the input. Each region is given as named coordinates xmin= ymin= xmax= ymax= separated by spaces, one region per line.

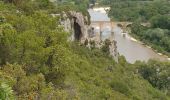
xmin=90 ymin=0 xmax=96 ymax=5
xmin=150 ymin=15 xmax=170 ymax=30
xmin=34 ymin=0 xmax=54 ymax=9
xmin=101 ymin=39 xmax=111 ymax=55
xmin=0 ymin=23 xmax=16 ymax=65
xmin=138 ymin=60 xmax=170 ymax=94
xmin=3 ymin=0 xmax=25 ymax=6
xmin=0 ymin=82 xmax=14 ymax=100
xmin=130 ymin=20 xmax=145 ymax=36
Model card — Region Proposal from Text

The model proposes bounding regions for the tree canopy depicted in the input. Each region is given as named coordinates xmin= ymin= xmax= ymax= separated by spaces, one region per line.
xmin=0 ymin=0 xmax=170 ymax=99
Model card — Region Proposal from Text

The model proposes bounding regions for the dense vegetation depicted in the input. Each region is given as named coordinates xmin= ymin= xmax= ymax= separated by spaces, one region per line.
xmin=51 ymin=0 xmax=90 ymax=16
xmin=130 ymin=18 xmax=170 ymax=56
xmin=0 ymin=0 xmax=169 ymax=99
xmin=99 ymin=0 xmax=170 ymax=56
xmin=135 ymin=60 xmax=170 ymax=96
xmin=100 ymin=0 xmax=170 ymax=22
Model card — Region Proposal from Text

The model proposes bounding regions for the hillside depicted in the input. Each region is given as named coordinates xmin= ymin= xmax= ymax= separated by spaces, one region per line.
xmin=0 ymin=0 xmax=169 ymax=100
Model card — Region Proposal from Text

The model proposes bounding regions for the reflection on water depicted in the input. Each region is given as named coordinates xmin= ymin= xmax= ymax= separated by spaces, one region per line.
xmin=112 ymin=26 xmax=167 ymax=63
xmin=89 ymin=8 xmax=168 ymax=63
xmin=100 ymin=26 xmax=167 ymax=63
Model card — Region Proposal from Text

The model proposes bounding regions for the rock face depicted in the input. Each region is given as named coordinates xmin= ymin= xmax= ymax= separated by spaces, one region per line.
xmin=60 ymin=11 xmax=118 ymax=62
xmin=60 ymin=11 xmax=90 ymax=43
xmin=109 ymin=40 xmax=118 ymax=62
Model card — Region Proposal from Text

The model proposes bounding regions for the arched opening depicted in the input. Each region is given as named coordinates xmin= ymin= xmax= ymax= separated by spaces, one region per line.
xmin=126 ymin=24 xmax=132 ymax=28
xmin=117 ymin=23 xmax=126 ymax=33
xmin=117 ymin=23 xmax=123 ymax=28
xmin=73 ymin=17 xmax=82 ymax=41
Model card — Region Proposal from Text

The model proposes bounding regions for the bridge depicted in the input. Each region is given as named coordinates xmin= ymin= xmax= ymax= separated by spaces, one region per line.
xmin=89 ymin=21 xmax=132 ymax=41
xmin=90 ymin=21 xmax=150 ymax=34
xmin=89 ymin=21 xmax=150 ymax=43
xmin=91 ymin=21 xmax=132 ymax=31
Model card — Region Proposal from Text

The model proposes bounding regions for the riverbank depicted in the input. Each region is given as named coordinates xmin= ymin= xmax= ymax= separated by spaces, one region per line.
xmin=89 ymin=6 xmax=169 ymax=63
xmin=127 ymin=32 xmax=170 ymax=61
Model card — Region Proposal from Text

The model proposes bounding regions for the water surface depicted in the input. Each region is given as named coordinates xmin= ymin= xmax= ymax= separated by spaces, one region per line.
xmin=88 ymin=8 xmax=168 ymax=63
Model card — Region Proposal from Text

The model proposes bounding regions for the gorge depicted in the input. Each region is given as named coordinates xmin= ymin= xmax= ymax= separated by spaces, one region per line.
xmin=0 ymin=0 xmax=169 ymax=99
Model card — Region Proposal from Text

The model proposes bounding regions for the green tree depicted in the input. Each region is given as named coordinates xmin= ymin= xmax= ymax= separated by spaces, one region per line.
xmin=138 ymin=60 xmax=170 ymax=95
xmin=150 ymin=15 xmax=170 ymax=30
xmin=101 ymin=39 xmax=111 ymax=55
xmin=0 ymin=82 xmax=14 ymax=100
xmin=0 ymin=23 xmax=16 ymax=65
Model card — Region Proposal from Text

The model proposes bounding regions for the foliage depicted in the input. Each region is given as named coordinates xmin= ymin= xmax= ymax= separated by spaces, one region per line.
xmin=55 ymin=0 xmax=90 ymax=16
xmin=101 ymin=39 xmax=111 ymax=55
xmin=68 ymin=43 xmax=169 ymax=99
xmin=150 ymin=15 xmax=170 ymax=30
xmin=0 ymin=0 xmax=169 ymax=99
xmin=103 ymin=0 xmax=170 ymax=22
xmin=136 ymin=60 xmax=170 ymax=96
xmin=0 ymin=82 xmax=14 ymax=100
xmin=130 ymin=19 xmax=170 ymax=56
xmin=109 ymin=80 xmax=130 ymax=96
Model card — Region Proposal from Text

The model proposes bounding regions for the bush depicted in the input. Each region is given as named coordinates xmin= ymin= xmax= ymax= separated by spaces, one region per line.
xmin=0 ymin=82 xmax=14 ymax=100
xmin=110 ymin=80 xmax=130 ymax=96
xmin=138 ymin=60 xmax=170 ymax=96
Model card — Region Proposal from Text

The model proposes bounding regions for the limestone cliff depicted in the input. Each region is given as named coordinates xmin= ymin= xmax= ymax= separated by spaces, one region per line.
xmin=60 ymin=11 xmax=91 ymax=43
xmin=59 ymin=11 xmax=118 ymax=62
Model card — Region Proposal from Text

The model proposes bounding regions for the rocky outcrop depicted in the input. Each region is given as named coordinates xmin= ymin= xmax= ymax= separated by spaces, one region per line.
xmin=59 ymin=11 xmax=118 ymax=62
xmin=109 ymin=40 xmax=118 ymax=62
xmin=60 ymin=11 xmax=91 ymax=43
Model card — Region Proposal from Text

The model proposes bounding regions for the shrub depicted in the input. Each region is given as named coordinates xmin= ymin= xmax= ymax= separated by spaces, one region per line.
xmin=110 ymin=80 xmax=130 ymax=96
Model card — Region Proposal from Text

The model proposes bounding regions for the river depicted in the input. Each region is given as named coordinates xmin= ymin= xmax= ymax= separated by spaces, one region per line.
xmin=88 ymin=8 xmax=169 ymax=63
